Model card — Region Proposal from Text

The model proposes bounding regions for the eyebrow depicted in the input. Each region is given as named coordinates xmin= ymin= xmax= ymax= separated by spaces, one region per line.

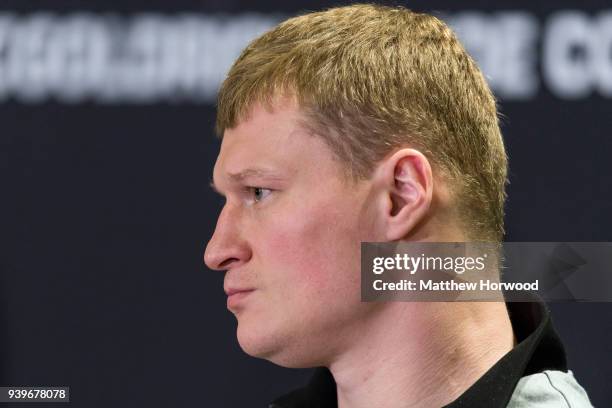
xmin=209 ymin=167 xmax=285 ymax=194
xmin=228 ymin=168 xmax=283 ymax=181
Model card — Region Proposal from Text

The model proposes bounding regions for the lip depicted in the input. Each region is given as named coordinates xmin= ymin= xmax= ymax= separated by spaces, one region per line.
xmin=225 ymin=287 xmax=254 ymax=296
xmin=226 ymin=288 xmax=255 ymax=309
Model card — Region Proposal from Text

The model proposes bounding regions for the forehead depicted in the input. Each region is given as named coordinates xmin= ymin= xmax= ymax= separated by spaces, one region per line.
xmin=214 ymin=101 xmax=340 ymax=180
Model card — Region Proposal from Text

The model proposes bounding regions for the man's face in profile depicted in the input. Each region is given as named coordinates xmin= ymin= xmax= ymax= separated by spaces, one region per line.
xmin=205 ymin=99 xmax=381 ymax=367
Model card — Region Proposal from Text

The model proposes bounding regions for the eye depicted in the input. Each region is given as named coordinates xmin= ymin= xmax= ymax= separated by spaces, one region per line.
xmin=248 ymin=187 xmax=272 ymax=203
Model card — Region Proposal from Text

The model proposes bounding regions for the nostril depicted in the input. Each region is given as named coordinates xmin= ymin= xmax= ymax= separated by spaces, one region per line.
xmin=219 ymin=257 xmax=239 ymax=269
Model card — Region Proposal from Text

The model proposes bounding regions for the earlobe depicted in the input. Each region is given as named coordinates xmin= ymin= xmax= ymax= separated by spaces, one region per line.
xmin=384 ymin=149 xmax=433 ymax=241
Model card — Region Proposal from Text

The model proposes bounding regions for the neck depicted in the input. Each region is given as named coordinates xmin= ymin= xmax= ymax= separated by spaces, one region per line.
xmin=328 ymin=301 xmax=515 ymax=408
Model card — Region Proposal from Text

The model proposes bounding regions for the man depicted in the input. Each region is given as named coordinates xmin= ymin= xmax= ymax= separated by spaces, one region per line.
xmin=204 ymin=4 xmax=592 ymax=407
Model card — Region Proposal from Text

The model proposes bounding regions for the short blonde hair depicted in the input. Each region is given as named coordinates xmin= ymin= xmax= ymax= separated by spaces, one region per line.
xmin=216 ymin=4 xmax=508 ymax=241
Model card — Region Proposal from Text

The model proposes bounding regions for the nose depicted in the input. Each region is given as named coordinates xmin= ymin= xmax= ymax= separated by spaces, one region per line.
xmin=204 ymin=204 xmax=252 ymax=271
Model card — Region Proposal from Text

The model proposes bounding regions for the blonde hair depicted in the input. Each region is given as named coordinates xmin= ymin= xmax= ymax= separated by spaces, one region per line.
xmin=216 ymin=4 xmax=508 ymax=241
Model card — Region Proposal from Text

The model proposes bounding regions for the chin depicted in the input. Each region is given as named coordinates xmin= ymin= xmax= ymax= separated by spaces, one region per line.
xmin=235 ymin=321 xmax=321 ymax=369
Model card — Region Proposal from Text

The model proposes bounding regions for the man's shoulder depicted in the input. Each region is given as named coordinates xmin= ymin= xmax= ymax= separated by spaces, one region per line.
xmin=508 ymin=370 xmax=593 ymax=408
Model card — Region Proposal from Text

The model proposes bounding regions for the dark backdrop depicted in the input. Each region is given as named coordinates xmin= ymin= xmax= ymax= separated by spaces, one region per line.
xmin=1 ymin=1 xmax=611 ymax=407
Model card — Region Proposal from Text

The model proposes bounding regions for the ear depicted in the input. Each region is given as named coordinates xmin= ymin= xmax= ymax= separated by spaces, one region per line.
xmin=377 ymin=148 xmax=433 ymax=241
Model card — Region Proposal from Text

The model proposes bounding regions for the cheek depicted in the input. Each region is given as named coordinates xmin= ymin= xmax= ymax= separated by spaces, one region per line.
xmin=260 ymin=200 xmax=362 ymax=296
